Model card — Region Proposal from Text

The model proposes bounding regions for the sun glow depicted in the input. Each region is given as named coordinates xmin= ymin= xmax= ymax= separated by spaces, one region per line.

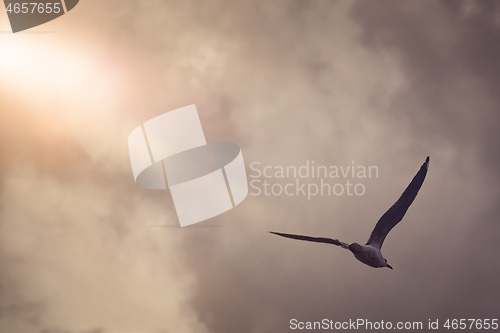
xmin=0 ymin=34 xmax=122 ymax=116
xmin=0 ymin=33 xmax=130 ymax=164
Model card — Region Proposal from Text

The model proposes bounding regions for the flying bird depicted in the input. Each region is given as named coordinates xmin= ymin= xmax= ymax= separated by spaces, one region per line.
xmin=270 ymin=156 xmax=430 ymax=269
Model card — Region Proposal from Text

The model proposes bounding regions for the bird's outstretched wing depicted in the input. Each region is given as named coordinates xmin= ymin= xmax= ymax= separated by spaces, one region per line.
xmin=366 ymin=156 xmax=429 ymax=249
xmin=269 ymin=231 xmax=349 ymax=249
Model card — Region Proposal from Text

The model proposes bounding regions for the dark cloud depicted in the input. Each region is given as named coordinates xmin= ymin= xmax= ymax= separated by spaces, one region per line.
xmin=1 ymin=1 xmax=499 ymax=332
xmin=351 ymin=0 xmax=500 ymax=173
xmin=177 ymin=1 xmax=500 ymax=332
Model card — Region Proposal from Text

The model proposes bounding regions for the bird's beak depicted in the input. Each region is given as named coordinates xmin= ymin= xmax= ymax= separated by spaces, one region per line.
xmin=387 ymin=264 xmax=393 ymax=270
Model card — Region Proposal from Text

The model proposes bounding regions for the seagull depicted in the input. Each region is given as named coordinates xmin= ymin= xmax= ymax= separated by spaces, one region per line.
xmin=270 ymin=156 xmax=429 ymax=269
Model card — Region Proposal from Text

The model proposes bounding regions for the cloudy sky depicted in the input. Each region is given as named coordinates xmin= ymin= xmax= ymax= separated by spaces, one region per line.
xmin=1 ymin=1 xmax=499 ymax=332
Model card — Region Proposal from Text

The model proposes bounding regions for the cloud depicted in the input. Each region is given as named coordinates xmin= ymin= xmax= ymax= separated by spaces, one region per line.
xmin=1 ymin=1 xmax=499 ymax=332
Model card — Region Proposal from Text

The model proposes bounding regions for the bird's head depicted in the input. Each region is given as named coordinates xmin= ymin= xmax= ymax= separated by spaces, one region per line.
xmin=384 ymin=258 xmax=393 ymax=270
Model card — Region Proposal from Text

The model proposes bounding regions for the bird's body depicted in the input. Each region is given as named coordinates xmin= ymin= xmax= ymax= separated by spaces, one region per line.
xmin=270 ymin=156 xmax=430 ymax=270
xmin=348 ymin=243 xmax=387 ymax=268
